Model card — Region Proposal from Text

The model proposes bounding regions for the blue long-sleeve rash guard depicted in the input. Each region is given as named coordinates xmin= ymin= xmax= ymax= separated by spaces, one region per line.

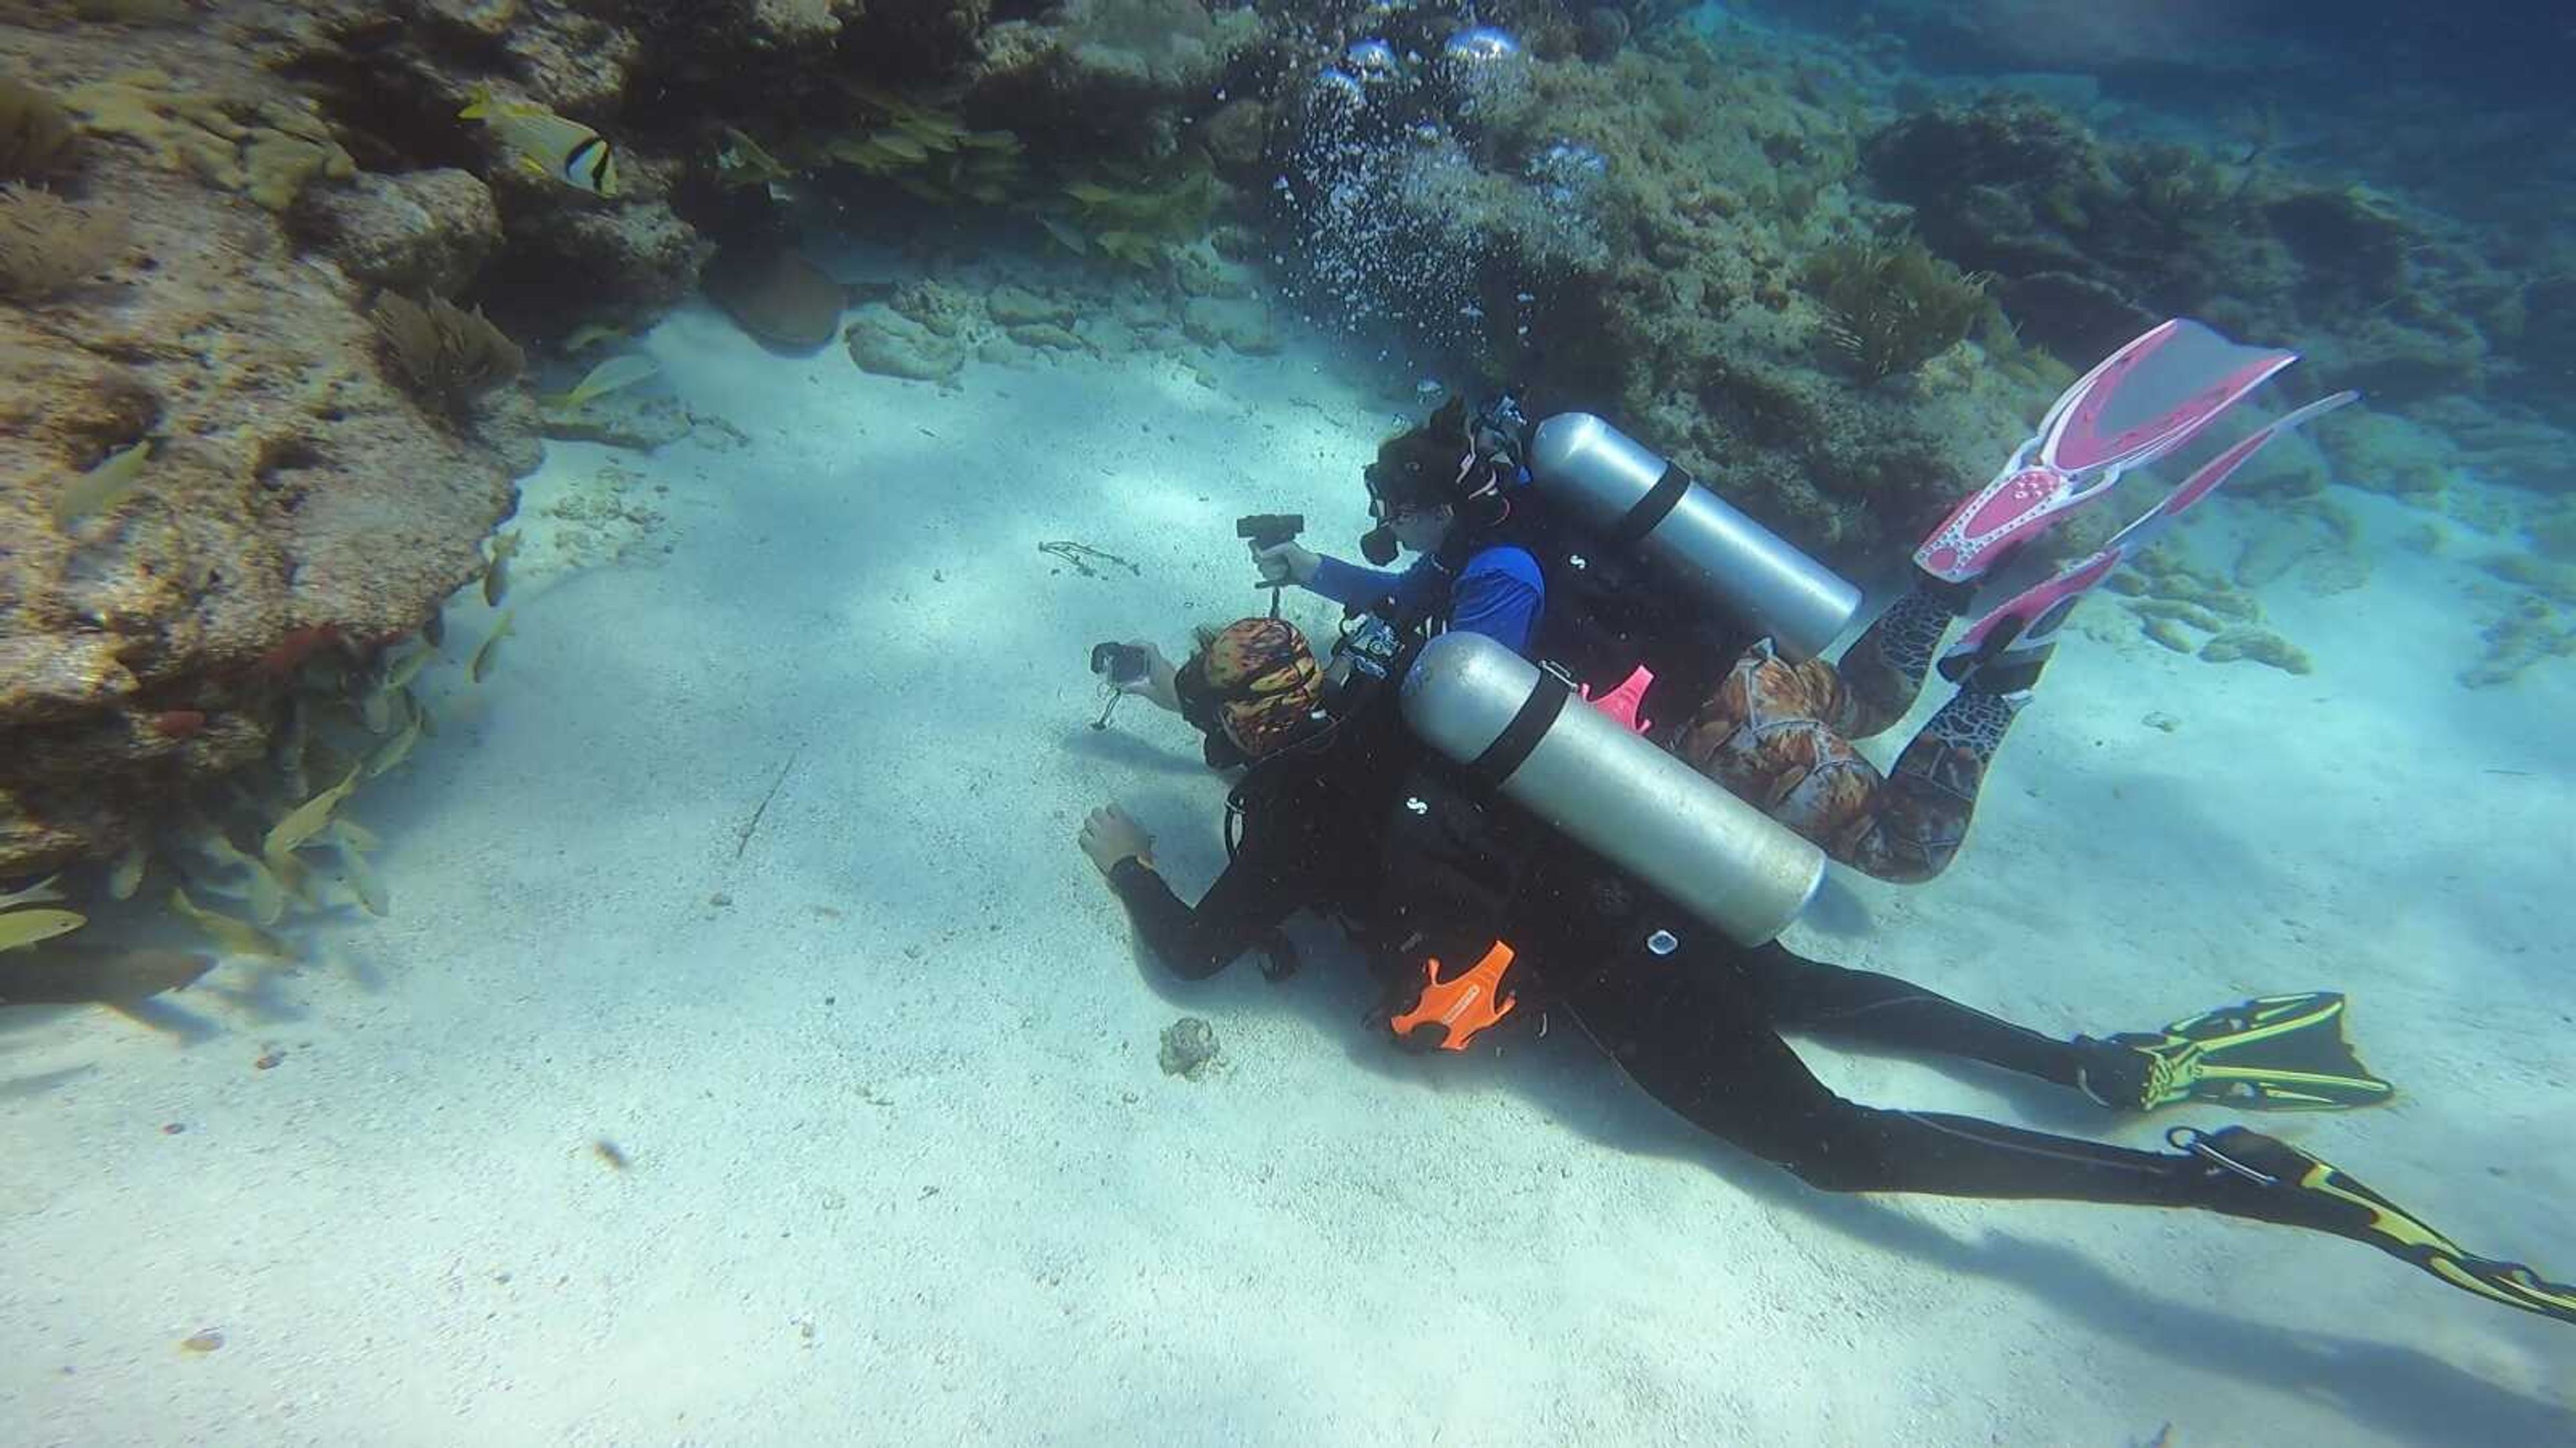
xmin=1307 ymin=545 xmax=1544 ymax=656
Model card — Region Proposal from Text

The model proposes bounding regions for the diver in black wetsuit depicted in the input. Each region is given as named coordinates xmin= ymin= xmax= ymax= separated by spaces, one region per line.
xmin=1076 ymin=617 xmax=2576 ymax=1329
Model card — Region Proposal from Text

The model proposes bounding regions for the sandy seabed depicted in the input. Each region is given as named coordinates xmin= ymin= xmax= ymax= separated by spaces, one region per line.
xmin=3 ymin=277 xmax=2571 ymax=1448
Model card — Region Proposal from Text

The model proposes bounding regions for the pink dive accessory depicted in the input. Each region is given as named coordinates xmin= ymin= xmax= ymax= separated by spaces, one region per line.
xmin=1580 ymin=664 xmax=1656 ymax=735
xmin=1941 ymin=390 xmax=2361 ymax=681
xmin=1915 ymin=319 xmax=2300 ymax=585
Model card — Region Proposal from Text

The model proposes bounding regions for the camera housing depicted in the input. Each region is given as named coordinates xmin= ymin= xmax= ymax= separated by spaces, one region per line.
xmin=1089 ymin=641 xmax=1148 ymax=686
xmin=1236 ymin=513 xmax=1304 ymax=550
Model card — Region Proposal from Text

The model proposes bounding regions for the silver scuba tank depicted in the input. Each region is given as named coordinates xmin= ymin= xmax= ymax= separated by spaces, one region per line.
xmin=1399 ymin=631 xmax=1824 ymax=945
xmin=1527 ymin=413 xmax=1861 ymax=662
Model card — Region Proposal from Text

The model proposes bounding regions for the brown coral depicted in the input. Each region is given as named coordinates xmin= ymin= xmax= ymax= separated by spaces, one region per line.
xmin=0 ymin=78 xmax=81 ymax=183
xmin=370 ymin=293 xmax=525 ymax=416
xmin=0 ymin=185 xmax=128 ymax=301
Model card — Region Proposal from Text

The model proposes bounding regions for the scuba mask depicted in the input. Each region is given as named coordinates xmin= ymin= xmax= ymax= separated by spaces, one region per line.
xmin=1358 ymin=389 xmax=1531 ymax=566
xmin=1358 ymin=447 xmax=1501 ymax=566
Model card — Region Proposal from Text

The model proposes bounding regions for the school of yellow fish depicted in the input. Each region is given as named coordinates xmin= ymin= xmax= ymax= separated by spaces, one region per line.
xmin=2 ymin=531 xmax=531 ymax=1006
xmin=5 ymin=65 xmax=607 ymax=1007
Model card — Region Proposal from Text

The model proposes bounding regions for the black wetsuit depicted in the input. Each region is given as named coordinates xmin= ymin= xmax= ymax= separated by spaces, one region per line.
xmin=1107 ymin=682 xmax=2307 ymax=1223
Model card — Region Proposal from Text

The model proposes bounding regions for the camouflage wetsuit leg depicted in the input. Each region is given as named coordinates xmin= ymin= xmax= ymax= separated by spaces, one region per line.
xmin=1672 ymin=580 xmax=2029 ymax=884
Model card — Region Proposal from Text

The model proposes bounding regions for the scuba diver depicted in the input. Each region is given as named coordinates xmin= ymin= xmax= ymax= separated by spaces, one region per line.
xmin=1073 ymin=317 xmax=2571 ymax=1327
xmin=1241 ymin=319 xmax=2356 ymax=883
xmin=1074 ymin=614 xmax=2576 ymax=1329
xmin=1249 ymin=391 xmax=1550 ymax=656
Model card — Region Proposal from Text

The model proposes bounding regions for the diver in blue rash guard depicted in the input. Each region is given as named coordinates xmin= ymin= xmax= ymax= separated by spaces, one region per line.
xmin=1252 ymin=393 xmax=1546 ymax=656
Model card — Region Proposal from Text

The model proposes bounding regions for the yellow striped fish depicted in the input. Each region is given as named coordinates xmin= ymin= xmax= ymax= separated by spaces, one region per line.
xmin=460 ymin=85 xmax=619 ymax=198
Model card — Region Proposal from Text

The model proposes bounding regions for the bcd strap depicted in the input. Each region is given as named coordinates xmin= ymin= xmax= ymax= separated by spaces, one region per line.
xmin=1611 ymin=462 xmax=1691 ymax=548
xmin=1388 ymin=939 xmax=1519 ymax=1052
xmin=1464 ymin=668 xmax=1570 ymax=787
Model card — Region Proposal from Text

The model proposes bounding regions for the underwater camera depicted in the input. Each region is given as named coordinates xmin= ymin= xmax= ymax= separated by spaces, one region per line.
xmin=1087 ymin=641 xmax=1150 ymax=732
xmin=1089 ymin=641 xmax=1149 ymax=688
xmin=1235 ymin=512 xmax=1305 ymax=550
xmin=1239 ymin=513 xmax=1305 ymax=615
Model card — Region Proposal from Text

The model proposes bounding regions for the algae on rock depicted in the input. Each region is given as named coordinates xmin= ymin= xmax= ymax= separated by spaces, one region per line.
xmin=1806 ymin=236 xmax=1992 ymax=381
xmin=0 ymin=77 xmax=82 ymax=183
xmin=62 ymin=70 xmax=356 ymax=211
xmin=0 ymin=185 xmax=128 ymax=301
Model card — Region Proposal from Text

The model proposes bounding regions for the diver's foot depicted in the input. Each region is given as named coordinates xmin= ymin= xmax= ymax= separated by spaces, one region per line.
xmin=1933 ymin=546 xmax=2119 ymax=688
xmin=2175 ymin=1125 xmax=2576 ymax=1327
xmin=2076 ymin=992 xmax=2394 ymax=1113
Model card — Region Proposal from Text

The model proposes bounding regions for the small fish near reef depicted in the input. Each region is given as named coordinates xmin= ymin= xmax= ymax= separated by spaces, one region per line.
xmin=484 ymin=531 xmax=521 ymax=608
xmin=0 ymin=874 xmax=64 ymax=910
xmin=50 ymin=440 xmax=152 ymax=530
xmin=460 ymin=84 xmax=619 ymax=197
xmin=0 ymin=944 xmax=213 ymax=1007
xmin=562 ymin=322 xmax=629 ymax=354
xmin=541 ymin=356 xmax=658 ymax=416
xmin=262 ymin=766 xmax=364 ymax=871
xmin=0 ymin=908 xmax=86 ymax=953
xmin=169 ymin=888 xmax=292 ymax=963
xmin=471 ymin=609 xmax=515 ymax=682
xmin=108 ymin=841 xmax=148 ymax=901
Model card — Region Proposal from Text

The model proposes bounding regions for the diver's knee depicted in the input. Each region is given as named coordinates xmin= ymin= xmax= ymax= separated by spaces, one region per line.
xmin=1760 ymin=1111 xmax=1891 ymax=1192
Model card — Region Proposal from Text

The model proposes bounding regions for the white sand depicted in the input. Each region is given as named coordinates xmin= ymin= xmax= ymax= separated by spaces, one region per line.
xmin=3 ymin=285 xmax=2570 ymax=1447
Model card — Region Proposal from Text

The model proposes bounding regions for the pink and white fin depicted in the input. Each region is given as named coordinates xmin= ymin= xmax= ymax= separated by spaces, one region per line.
xmin=1914 ymin=319 xmax=2300 ymax=585
xmin=1937 ymin=389 xmax=2361 ymax=684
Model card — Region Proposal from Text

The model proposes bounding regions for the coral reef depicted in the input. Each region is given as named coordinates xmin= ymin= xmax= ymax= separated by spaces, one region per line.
xmin=2461 ymin=597 xmax=2576 ymax=690
xmin=371 ymin=293 xmax=527 ymax=418
xmin=59 ymin=68 xmax=357 ymax=211
xmin=0 ymin=183 xmax=126 ymax=299
xmin=6 ymin=0 xmax=2570 ymax=880
xmin=845 ymin=302 xmax=967 ymax=382
xmin=2102 ymin=551 xmax=2322 ymax=672
xmin=290 ymin=168 xmax=502 ymax=297
xmin=0 ymin=6 xmax=531 ymax=880
xmin=1804 ymin=236 xmax=1990 ymax=381
xmin=972 ymin=0 xmax=1255 ymax=139
xmin=1860 ymin=95 xmax=2525 ymax=426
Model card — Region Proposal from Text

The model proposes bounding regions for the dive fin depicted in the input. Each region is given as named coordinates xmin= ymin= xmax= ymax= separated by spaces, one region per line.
xmin=1913 ymin=318 xmax=2301 ymax=584
xmin=1937 ymin=391 xmax=2359 ymax=686
xmin=2079 ymin=991 xmax=2394 ymax=1112
xmin=2176 ymin=1125 xmax=2576 ymax=1327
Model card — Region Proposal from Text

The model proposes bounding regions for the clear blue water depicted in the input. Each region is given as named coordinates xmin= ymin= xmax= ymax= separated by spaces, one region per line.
xmin=1 ymin=3 xmax=2569 ymax=1445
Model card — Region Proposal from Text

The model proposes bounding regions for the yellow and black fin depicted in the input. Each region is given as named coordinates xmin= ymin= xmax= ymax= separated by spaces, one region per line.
xmin=2176 ymin=1126 xmax=2576 ymax=1327
xmin=2084 ymin=991 xmax=2394 ymax=1112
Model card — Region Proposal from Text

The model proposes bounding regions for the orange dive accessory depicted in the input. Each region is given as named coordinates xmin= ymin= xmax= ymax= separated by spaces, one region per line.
xmin=1197 ymin=617 xmax=1326 ymax=758
xmin=1388 ymin=940 xmax=1519 ymax=1052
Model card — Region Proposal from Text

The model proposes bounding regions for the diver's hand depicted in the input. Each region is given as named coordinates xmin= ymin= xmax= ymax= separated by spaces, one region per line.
xmin=1251 ymin=541 xmax=1319 ymax=588
xmin=1079 ymin=805 xmax=1154 ymax=876
xmin=1117 ymin=640 xmax=1182 ymax=711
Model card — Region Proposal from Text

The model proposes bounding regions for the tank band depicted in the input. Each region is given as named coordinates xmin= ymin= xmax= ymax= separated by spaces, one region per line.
xmin=1466 ymin=667 xmax=1570 ymax=786
xmin=1611 ymin=463 xmax=1692 ymax=548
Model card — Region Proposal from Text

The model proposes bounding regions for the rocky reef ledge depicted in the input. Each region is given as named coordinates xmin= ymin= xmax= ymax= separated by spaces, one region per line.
xmin=2 ymin=9 xmax=533 ymax=877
